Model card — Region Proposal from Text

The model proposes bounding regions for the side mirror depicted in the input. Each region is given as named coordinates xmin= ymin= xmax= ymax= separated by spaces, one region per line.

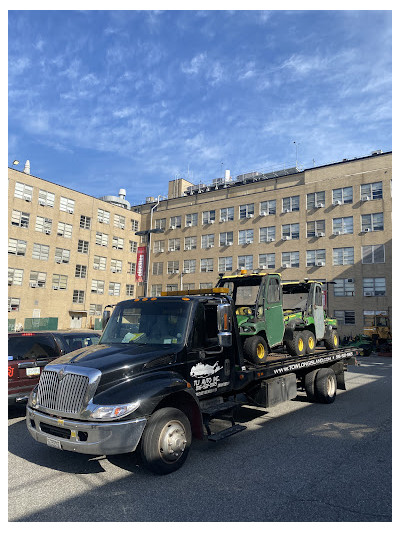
xmin=102 ymin=309 xmax=111 ymax=330
xmin=218 ymin=331 xmax=232 ymax=348
xmin=217 ymin=302 xmax=233 ymax=348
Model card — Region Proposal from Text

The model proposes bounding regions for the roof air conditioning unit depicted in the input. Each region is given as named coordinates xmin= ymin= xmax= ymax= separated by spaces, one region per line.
xmin=365 ymin=292 xmax=374 ymax=297
xmin=282 ymin=263 xmax=290 ymax=268
xmin=333 ymin=200 xmax=342 ymax=206
xmin=260 ymin=212 xmax=267 ymax=216
xmin=361 ymin=195 xmax=371 ymax=202
xmin=316 ymin=261 xmax=326 ymax=267
xmin=334 ymin=230 xmax=342 ymax=235
xmin=362 ymin=227 xmax=371 ymax=232
xmin=316 ymin=203 xmax=325 ymax=208
xmin=317 ymin=232 xmax=325 ymax=237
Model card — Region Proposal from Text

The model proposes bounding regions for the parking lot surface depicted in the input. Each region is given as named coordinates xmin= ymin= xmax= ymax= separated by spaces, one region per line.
xmin=9 ymin=356 xmax=392 ymax=522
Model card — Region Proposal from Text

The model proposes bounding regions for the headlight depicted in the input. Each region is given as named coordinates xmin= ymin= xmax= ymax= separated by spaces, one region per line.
xmin=90 ymin=401 xmax=140 ymax=420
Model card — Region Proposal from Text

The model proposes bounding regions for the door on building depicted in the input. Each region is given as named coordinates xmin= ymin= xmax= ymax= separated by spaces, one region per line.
xmin=70 ymin=315 xmax=82 ymax=329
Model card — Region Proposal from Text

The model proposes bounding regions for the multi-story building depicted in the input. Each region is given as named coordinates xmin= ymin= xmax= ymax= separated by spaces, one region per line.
xmin=8 ymin=167 xmax=141 ymax=330
xmin=136 ymin=151 xmax=392 ymax=338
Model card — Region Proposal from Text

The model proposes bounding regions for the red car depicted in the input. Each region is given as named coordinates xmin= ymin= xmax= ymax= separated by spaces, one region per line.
xmin=8 ymin=330 xmax=101 ymax=405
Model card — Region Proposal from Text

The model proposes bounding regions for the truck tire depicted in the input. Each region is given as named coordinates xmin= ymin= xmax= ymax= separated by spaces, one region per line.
xmin=314 ymin=368 xmax=337 ymax=404
xmin=243 ymin=335 xmax=268 ymax=364
xmin=304 ymin=369 xmax=318 ymax=401
xmin=140 ymin=407 xmax=192 ymax=475
xmin=286 ymin=331 xmax=306 ymax=356
xmin=324 ymin=329 xmax=339 ymax=350
xmin=304 ymin=331 xmax=316 ymax=354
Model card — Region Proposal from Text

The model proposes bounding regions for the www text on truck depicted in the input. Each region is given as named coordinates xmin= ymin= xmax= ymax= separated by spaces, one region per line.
xmin=26 ymin=287 xmax=358 ymax=475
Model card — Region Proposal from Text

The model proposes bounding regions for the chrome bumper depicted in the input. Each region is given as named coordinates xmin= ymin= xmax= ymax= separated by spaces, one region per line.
xmin=26 ymin=406 xmax=147 ymax=455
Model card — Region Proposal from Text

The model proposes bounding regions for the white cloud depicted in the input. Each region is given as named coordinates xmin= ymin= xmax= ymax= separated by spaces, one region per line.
xmin=181 ymin=53 xmax=207 ymax=75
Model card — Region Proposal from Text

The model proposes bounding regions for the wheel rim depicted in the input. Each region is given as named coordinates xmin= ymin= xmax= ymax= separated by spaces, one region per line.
xmin=333 ymin=334 xmax=338 ymax=347
xmin=327 ymin=375 xmax=335 ymax=396
xmin=158 ymin=420 xmax=187 ymax=463
xmin=308 ymin=336 xmax=314 ymax=350
xmin=298 ymin=338 xmax=304 ymax=352
xmin=257 ymin=343 xmax=265 ymax=359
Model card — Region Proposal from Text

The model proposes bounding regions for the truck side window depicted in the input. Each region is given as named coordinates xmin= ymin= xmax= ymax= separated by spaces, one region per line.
xmin=192 ymin=304 xmax=219 ymax=349
xmin=267 ymin=278 xmax=280 ymax=303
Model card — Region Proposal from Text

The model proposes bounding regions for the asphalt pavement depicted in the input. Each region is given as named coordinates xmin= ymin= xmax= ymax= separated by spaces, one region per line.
xmin=8 ymin=355 xmax=392 ymax=522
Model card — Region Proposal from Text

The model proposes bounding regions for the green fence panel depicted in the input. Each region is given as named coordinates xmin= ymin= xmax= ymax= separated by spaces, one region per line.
xmin=24 ymin=317 xmax=59 ymax=331
xmin=8 ymin=319 xmax=16 ymax=332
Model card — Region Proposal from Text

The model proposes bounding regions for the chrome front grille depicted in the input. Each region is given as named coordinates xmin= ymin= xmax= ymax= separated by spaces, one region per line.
xmin=37 ymin=369 xmax=90 ymax=414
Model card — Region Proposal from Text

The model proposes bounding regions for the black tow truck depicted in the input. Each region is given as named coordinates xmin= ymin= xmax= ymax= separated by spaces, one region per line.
xmin=26 ymin=289 xmax=358 ymax=474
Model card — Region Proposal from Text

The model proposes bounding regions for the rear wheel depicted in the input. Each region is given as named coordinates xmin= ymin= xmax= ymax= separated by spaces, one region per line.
xmin=314 ymin=368 xmax=337 ymax=403
xmin=324 ymin=329 xmax=339 ymax=350
xmin=286 ymin=331 xmax=306 ymax=356
xmin=304 ymin=369 xmax=319 ymax=401
xmin=243 ymin=335 xmax=268 ymax=364
xmin=140 ymin=407 xmax=192 ymax=475
xmin=304 ymin=331 xmax=316 ymax=354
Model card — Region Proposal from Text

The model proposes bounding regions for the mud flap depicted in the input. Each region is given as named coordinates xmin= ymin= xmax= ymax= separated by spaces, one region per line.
xmin=330 ymin=361 xmax=346 ymax=390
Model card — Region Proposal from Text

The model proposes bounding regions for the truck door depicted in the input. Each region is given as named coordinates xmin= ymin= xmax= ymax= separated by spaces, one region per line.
xmin=265 ymin=276 xmax=284 ymax=347
xmin=186 ymin=302 xmax=234 ymax=399
xmin=313 ymin=284 xmax=325 ymax=339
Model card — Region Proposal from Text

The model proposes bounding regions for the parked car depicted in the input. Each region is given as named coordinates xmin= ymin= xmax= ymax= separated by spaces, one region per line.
xmin=8 ymin=330 xmax=101 ymax=405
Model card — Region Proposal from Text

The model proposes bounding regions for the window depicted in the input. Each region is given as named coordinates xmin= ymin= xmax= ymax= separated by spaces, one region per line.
xmin=152 ymin=262 xmax=163 ymax=275
xmin=166 ymin=284 xmax=178 ymax=292
xmin=108 ymin=282 xmax=120 ymax=296
xmin=361 ymin=181 xmax=383 ymax=200
xmin=57 ymin=221 xmax=72 ymax=238
xmin=282 ymin=196 xmax=299 ymax=213
xmin=112 ymin=236 xmax=124 ymax=250
xmin=306 ymin=249 xmax=326 ymax=267
xmin=151 ymin=284 xmax=162 ymax=297
xmin=110 ymin=259 xmax=122 ymax=273
xmin=238 ymin=229 xmax=254 ymax=245
xmin=259 ymin=253 xmax=275 ymax=269
xmin=363 ymin=278 xmax=386 ymax=296
xmin=8 ymin=298 xmax=20 ymax=312
xmin=219 ymin=231 xmax=234 ymax=246
xmin=60 ymin=196 xmax=75 ymax=213
xmin=259 ymin=226 xmax=276 ymax=243
xmin=35 ymin=216 xmax=52 ymax=234
xmin=238 ymin=255 xmax=253 ymax=269
xmin=183 ymin=259 xmax=196 ymax=274
xmin=11 ymin=210 xmax=30 ymax=228
xmin=361 ymin=213 xmax=384 ymax=232
xmin=89 ymin=304 xmax=102 ymax=316
xmin=55 ymin=247 xmax=70 ymax=264
xmin=183 ymin=283 xmax=195 ymax=291
xmin=32 ymin=243 xmax=50 ymax=261
xmin=170 ymin=215 xmax=182 ymax=229
xmin=201 ymin=234 xmax=215 ymax=249
xmin=306 ymin=191 xmax=325 ymax=209
xmin=114 ymin=214 xmax=125 ymax=229
xmin=333 ymin=217 xmax=353 ymax=234
xmin=167 ymin=260 xmax=180 ymax=274
xmin=282 ymin=251 xmax=300 ymax=268
xmin=260 ymin=200 xmax=276 ymax=216
xmin=73 ymin=290 xmax=85 ymax=303
xmin=333 ymin=278 xmax=355 ymax=297
xmin=98 ymin=208 xmax=110 ymax=224
xmin=220 ymin=207 xmax=234 ymax=222
xmin=8 ymin=238 xmax=27 ymax=256
xmin=29 ymin=271 xmax=46 ymax=288
xmin=200 ymin=258 xmax=214 ymax=272
xmin=127 ymin=262 xmax=136 ymax=275
xmin=202 ymin=210 xmax=216 ymax=225
xmin=91 ymin=279 xmax=105 ymax=294
xmin=8 ymin=268 xmax=23 ymax=286
xmin=93 ymin=255 xmax=107 ymax=271
xmin=239 ymin=203 xmax=254 ymax=219
xmin=362 ymin=245 xmax=385 ymax=264
xmin=96 ymin=232 xmax=108 ymax=247
xmin=154 ymin=240 xmax=165 ymax=253
xmin=155 ymin=218 xmax=166 ymax=230
xmin=184 ymin=236 xmax=197 ymax=251
xmin=200 ymin=283 xmax=213 ymax=289
xmin=333 ymin=247 xmax=354 ymax=265
xmin=75 ymin=265 xmax=87 ymax=278
xmin=14 ymin=182 xmax=33 ymax=202
xmin=168 ymin=238 xmax=181 ymax=251
xmin=307 ymin=220 xmax=325 ymax=237
xmin=78 ymin=240 xmax=89 ymax=254
xmin=185 ymin=213 xmax=198 ymax=227
xmin=52 ymin=274 xmax=68 ymax=290
xmin=332 ymin=187 xmax=352 ymax=205
xmin=38 ymin=189 xmax=55 ymax=207
xmin=129 ymin=240 xmax=138 ymax=253
xmin=218 ymin=256 xmax=233 ymax=272
xmin=126 ymin=284 xmax=135 ymax=297
xmin=131 ymin=219 xmax=139 ymax=231
xmin=267 ymin=278 xmax=280 ymax=303
xmin=80 ymin=215 xmax=91 ymax=230
xmin=282 ymin=223 xmax=299 ymax=240
xmin=334 ymin=310 xmax=355 ymax=325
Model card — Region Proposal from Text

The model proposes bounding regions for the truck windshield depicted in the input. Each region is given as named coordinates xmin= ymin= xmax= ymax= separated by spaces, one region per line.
xmin=100 ymin=300 xmax=190 ymax=346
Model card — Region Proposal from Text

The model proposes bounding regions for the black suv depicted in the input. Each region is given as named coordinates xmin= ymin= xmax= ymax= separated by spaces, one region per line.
xmin=8 ymin=330 xmax=101 ymax=405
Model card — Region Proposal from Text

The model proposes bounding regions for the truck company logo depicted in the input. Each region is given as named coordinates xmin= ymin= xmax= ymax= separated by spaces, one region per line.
xmin=190 ymin=361 xmax=230 ymax=396
xmin=190 ymin=361 xmax=223 ymax=378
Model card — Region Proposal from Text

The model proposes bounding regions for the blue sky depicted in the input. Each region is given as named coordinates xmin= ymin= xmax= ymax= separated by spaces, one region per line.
xmin=8 ymin=9 xmax=392 ymax=206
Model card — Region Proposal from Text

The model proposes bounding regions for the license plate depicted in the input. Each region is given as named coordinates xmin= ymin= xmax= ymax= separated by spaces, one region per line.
xmin=47 ymin=437 xmax=62 ymax=450
xmin=26 ymin=367 xmax=40 ymax=377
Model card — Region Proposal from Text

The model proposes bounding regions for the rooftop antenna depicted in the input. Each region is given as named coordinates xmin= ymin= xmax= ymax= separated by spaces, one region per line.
xmin=293 ymin=141 xmax=300 ymax=168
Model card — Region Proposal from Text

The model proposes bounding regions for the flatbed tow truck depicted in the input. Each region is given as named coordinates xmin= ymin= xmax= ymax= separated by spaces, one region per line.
xmin=26 ymin=288 xmax=358 ymax=475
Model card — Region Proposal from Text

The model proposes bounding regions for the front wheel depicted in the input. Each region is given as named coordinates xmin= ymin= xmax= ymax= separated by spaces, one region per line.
xmin=140 ymin=407 xmax=192 ymax=475
xmin=324 ymin=329 xmax=339 ymax=350
xmin=286 ymin=331 xmax=306 ymax=356
xmin=243 ymin=335 xmax=269 ymax=364
xmin=304 ymin=331 xmax=316 ymax=354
